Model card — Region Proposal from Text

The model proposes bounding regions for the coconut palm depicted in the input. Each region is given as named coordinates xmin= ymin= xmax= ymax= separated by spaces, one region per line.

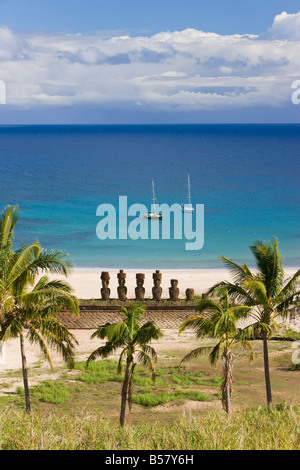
xmin=0 ymin=206 xmax=74 ymax=313
xmin=87 ymin=303 xmax=163 ymax=427
xmin=0 ymin=275 xmax=79 ymax=413
xmin=0 ymin=205 xmax=79 ymax=413
xmin=0 ymin=205 xmax=20 ymax=313
xmin=179 ymin=288 xmax=254 ymax=414
xmin=206 ymin=239 xmax=300 ymax=408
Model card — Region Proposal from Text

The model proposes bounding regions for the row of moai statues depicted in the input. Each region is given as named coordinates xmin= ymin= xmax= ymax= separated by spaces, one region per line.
xmin=100 ymin=269 xmax=195 ymax=301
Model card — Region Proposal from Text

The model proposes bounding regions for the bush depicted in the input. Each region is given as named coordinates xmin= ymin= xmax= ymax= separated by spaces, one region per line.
xmin=132 ymin=389 xmax=210 ymax=407
xmin=17 ymin=381 xmax=71 ymax=404
xmin=75 ymin=360 xmax=123 ymax=384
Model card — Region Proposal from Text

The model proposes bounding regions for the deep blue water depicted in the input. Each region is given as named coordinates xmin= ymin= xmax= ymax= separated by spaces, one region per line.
xmin=0 ymin=124 xmax=299 ymax=269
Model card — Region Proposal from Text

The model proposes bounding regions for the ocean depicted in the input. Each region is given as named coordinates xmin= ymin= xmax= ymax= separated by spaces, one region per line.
xmin=0 ymin=124 xmax=299 ymax=269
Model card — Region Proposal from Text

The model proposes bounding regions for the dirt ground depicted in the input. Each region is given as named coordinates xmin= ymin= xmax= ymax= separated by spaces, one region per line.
xmin=0 ymin=328 xmax=203 ymax=393
xmin=0 ymin=324 xmax=299 ymax=419
xmin=1 ymin=311 xmax=299 ymax=372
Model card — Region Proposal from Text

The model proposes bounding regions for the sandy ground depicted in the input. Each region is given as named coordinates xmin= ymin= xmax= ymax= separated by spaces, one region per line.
xmin=0 ymin=321 xmax=299 ymax=397
xmin=0 ymin=328 xmax=203 ymax=394
xmin=1 ymin=315 xmax=299 ymax=373
xmin=0 ymin=328 xmax=201 ymax=372
xmin=35 ymin=267 xmax=300 ymax=300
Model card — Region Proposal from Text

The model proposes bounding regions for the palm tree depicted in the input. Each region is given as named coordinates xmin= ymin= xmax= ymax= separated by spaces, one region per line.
xmin=179 ymin=288 xmax=254 ymax=414
xmin=206 ymin=239 xmax=300 ymax=408
xmin=0 ymin=205 xmax=79 ymax=413
xmin=0 ymin=275 xmax=79 ymax=413
xmin=0 ymin=206 xmax=74 ymax=314
xmin=0 ymin=205 xmax=20 ymax=314
xmin=87 ymin=303 xmax=163 ymax=427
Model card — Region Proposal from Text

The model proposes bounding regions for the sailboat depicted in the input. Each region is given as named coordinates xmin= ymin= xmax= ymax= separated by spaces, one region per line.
xmin=181 ymin=174 xmax=195 ymax=212
xmin=144 ymin=180 xmax=163 ymax=219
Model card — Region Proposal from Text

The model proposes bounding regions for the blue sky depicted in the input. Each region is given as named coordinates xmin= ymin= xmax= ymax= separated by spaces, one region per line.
xmin=0 ymin=0 xmax=299 ymax=123
xmin=1 ymin=0 xmax=299 ymax=35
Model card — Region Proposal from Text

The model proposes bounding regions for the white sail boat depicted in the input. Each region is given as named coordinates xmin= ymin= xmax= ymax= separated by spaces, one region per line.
xmin=181 ymin=174 xmax=194 ymax=212
xmin=144 ymin=180 xmax=163 ymax=219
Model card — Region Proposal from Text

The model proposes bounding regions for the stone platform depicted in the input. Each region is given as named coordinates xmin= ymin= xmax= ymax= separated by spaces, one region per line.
xmin=58 ymin=303 xmax=198 ymax=329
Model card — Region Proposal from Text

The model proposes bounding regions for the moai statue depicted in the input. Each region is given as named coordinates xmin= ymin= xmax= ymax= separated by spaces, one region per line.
xmin=117 ymin=269 xmax=127 ymax=301
xmin=100 ymin=271 xmax=110 ymax=300
xmin=169 ymin=279 xmax=179 ymax=300
xmin=135 ymin=273 xmax=145 ymax=301
xmin=152 ymin=270 xmax=162 ymax=301
xmin=186 ymin=288 xmax=194 ymax=301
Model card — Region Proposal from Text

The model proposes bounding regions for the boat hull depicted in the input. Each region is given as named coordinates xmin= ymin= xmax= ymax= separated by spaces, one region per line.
xmin=143 ymin=213 xmax=163 ymax=219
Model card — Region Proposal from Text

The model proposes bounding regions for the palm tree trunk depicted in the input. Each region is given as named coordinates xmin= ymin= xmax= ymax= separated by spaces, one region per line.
xmin=119 ymin=356 xmax=131 ymax=427
xmin=262 ymin=331 xmax=272 ymax=408
xmin=128 ymin=362 xmax=136 ymax=412
xmin=20 ymin=331 xmax=31 ymax=414
xmin=222 ymin=352 xmax=233 ymax=414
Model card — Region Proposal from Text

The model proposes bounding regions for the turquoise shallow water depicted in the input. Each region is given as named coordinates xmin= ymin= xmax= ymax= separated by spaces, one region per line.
xmin=0 ymin=124 xmax=299 ymax=269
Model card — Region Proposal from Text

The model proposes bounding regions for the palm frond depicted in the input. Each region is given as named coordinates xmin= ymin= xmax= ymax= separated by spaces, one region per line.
xmin=91 ymin=320 xmax=129 ymax=344
xmin=247 ymin=320 xmax=274 ymax=339
xmin=230 ymin=305 xmax=252 ymax=320
xmin=18 ymin=286 xmax=79 ymax=316
xmin=87 ymin=342 xmax=118 ymax=365
xmin=196 ymin=298 xmax=222 ymax=315
xmin=209 ymin=342 xmax=222 ymax=365
xmin=250 ymin=239 xmax=284 ymax=298
xmin=7 ymin=242 xmax=41 ymax=289
xmin=179 ymin=315 xmax=214 ymax=337
xmin=26 ymin=324 xmax=54 ymax=371
xmin=32 ymin=276 xmax=74 ymax=294
xmin=117 ymin=348 xmax=127 ymax=374
xmin=0 ymin=205 xmax=19 ymax=253
xmin=90 ymin=323 xmax=112 ymax=340
xmin=213 ymin=311 xmax=237 ymax=338
xmin=235 ymin=323 xmax=257 ymax=340
xmin=275 ymin=290 xmax=300 ymax=315
xmin=232 ymin=340 xmax=254 ymax=362
xmin=134 ymin=321 xmax=163 ymax=345
xmin=207 ymin=281 xmax=256 ymax=306
xmin=28 ymin=248 xmax=73 ymax=276
xmin=31 ymin=315 xmax=78 ymax=368
xmin=276 ymin=269 xmax=300 ymax=311
xmin=243 ymin=279 xmax=268 ymax=306
xmin=139 ymin=344 xmax=158 ymax=361
xmin=106 ymin=321 xmax=130 ymax=343
xmin=220 ymin=256 xmax=253 ymax=284
xmin=181 ymin=346 xmax=213 ymax=363
xmin=0 ymin=312 xmax=23 ymax=339
xmin=136 ymin=350 xmax=156 ymax=381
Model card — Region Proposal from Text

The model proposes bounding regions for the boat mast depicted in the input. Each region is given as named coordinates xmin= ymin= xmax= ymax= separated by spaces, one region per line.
xmin=187 ymin=174 xmax=192 ymax=206
xmin=152 ymin=180 xmax=157 ymax=213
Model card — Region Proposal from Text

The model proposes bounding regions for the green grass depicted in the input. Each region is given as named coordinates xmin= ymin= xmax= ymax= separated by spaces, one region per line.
xmin=73 ymin=360 xmax=218 ymax=407
xmin=0 ymin=404 xmax=299 ymax=450
xmin=170 ymin=372 xmax=223 ymax=386
xmin=132 ymin=389 xmax=210 ymax=407
xmin=1 ymin=334 xmax=299 ymax=448
xmin=17 ymin=381 xmax=71 ymax=405
xmin=75 ymin=359 xmax=123 ymax=384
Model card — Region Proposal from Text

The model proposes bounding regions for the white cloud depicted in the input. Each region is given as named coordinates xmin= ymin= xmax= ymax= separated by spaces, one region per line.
xmin=267 ymin=11 xmax=300 ymax=40
xmin=0 ymin=26 xmax=29 ymax=60
xmin=0 ymin=13 xmax=299 ymax=113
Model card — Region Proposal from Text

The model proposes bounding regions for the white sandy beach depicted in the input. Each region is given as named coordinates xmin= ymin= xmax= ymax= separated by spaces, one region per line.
xmin=59 ymin=268 xmax=229 ymax=299
xmin=45 ymin=267 xmax=299 ymax=300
